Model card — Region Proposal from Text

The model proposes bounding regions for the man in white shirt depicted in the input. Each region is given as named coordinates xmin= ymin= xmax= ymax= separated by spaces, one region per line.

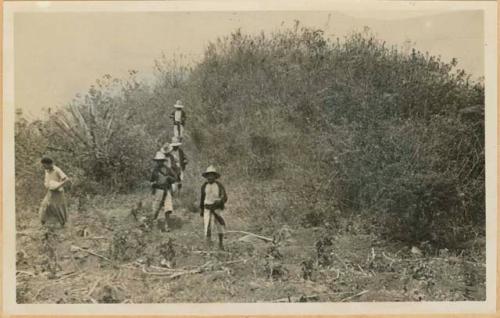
xmin=170 ymin=100 xmax=186 ymax=140
xmin=199 ymin=166 xmax=228 ymax=250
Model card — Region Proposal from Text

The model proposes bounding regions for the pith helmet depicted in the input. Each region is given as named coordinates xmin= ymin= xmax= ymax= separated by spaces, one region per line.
xmin=161 ymin=142 xmax=173 ymax=153
xmin=153 ymin=151 xmax=167 ymax=161
xmin=174 ymin=100 xmax=184 ymax=109
xmin=202 ymin=165 xmax=220 ymax=179
xmin=170 ymin=136 xmax=182 ymax=147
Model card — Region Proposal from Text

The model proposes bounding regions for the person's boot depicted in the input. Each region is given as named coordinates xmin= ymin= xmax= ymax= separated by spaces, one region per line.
xmin=164 ymin=211 xmax=171 ymax=232
xmin=206 ymin=235 xmax=212 ymax=249
xmin=218 ymin=234 xmax=224 ymax=251
xmin=153 ymin=208 xmax=160 ymax=220
xmin=158 ymin=219 xmax=165 ymax=232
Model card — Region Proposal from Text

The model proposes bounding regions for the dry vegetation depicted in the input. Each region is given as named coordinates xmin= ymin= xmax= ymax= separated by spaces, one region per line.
xmin=15 ymin=25 xmax=485 ymax=303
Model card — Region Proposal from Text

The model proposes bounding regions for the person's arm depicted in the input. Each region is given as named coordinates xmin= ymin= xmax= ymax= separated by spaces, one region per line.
xmin=55 ymin=179 xmax=69 ymax=190
xmin=160 ymin=143 xmax=170 ymax=154
xmin=150 ymin=167 xmax=157 ymax=183
xmin=44 ymin=172 xmax=50 ymax=189
xmin=219 ymin=182 xmax=228 ymax=204
xmin=180 ymin=149 xmax=188 ymax=167
xmin=56 ymin=166 xmax=69 ymax=182
xmin=171 ymin=155 xmax=180 ymax=171
xmin=150 ymin=168 xmax=160 ymax=194
xmin=168 ymin=155 xmax=181 ymax=180
xmin=53 ymin=167 xmax=69 ymax=190
xmin=200 ymin=183 xmax=206 ymax=216
xmin=47 ymin=180 xmax=66 ymax=191
xmin=56 ymin=167 xmax=68 ymax=180
xmin=165 ymin=166 xmax=177 ymax=184
xmin=152 ymin=168 xmax=164 ymax=189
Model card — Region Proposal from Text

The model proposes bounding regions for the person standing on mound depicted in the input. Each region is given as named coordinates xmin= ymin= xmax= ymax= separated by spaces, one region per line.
xmin=170 ymin=100 xmax=186 ymax=140
xmin=150 ymin=151 xmax=177 ymax=232
xmin=199 ymin=166 xmax=228 ymax=250
xmin=160 ymin=141 xmax=181 ymax=193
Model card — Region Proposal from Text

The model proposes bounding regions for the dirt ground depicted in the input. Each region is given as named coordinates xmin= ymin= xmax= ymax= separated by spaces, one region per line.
xmin=15 ymin=188 xmax=486 ymax=304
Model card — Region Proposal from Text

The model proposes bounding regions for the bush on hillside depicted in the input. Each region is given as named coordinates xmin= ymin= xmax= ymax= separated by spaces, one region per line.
xmin=15 ymin=25 xmax=485 ymax=248
xmin=16 ymin=73 xmax=157 ymax=205
xmin=176 ymin=26 xmax=484 ymax=246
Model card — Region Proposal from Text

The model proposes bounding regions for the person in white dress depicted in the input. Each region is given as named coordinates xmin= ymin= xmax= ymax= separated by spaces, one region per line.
xmin=38 ymin=157 xmax=70 ymax=228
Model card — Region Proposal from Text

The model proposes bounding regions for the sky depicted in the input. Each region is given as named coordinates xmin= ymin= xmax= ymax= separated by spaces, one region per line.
xmin=14 ymin=10 xmax=484 ymax=119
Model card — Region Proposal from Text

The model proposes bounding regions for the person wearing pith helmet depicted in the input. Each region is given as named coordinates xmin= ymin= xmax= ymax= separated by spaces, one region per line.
xmin=160 ymin=141 xmax=181 ymax=192
xmin=170 ymin=100 xmax=186 ymax=140
xmin=200 ymin=165 xmax=228 ymax=250
xmin=150 ymin=151 xmax=177 ymax=232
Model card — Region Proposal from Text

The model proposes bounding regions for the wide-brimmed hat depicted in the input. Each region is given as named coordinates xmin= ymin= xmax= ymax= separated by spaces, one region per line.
xmin=161 ymin=142 xmax=173 ymax=153
xmin=153 ymin=151 xmax=167 ymax=161
xmin=170 ymin=136 xmax=182 ymax=147
xmin=202 ymin=165 xmax=220 ymax=178
xmin=174 ymin=100 xmax=184 ymax=109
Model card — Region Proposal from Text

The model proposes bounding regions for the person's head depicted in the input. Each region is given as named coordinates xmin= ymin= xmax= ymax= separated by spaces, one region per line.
xmin=153 ymin=151 xmax=167 ymax=166
xmin=205 ymin=173 xmax=217 ymax=183
xmin=174 ymin=100 xmax=184 ymax=109
xmin=154 ymin=159 xmax=166 ymax=167
xmin=40 ymin=157 xmax=54 ymax=170
xmin=162 ymin=142 xmax=173 ymax=154
xmin=170 ymin=137 xmax=182 ymax=150
xmin=202 ymin=166 xmax=220 ymax=184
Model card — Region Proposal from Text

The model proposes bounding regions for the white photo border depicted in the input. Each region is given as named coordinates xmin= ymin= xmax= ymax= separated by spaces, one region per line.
xmin=2 ymin=0 xmax=497 ymax=315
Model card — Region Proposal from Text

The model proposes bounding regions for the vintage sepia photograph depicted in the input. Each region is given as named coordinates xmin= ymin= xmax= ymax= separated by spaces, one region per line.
xmin=2 ymin=0 xmax=497 ymax=315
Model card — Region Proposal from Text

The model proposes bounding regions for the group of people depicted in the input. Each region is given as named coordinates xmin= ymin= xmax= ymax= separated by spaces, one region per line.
xmin=38 ymin=100 xmax=229 ymax=250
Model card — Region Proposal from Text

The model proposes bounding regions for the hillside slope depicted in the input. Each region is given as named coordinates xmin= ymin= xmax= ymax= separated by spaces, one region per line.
xmin=16 ymin=181 xmax=485 ymax=303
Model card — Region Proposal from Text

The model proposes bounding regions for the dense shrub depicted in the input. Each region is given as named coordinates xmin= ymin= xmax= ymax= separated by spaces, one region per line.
xmin=15 ymin=114 xmax=49 ymax=207
xmin=38 ymin=74 xmax=155 ymax=193
xmin=15 ymin=25 xmax=484 ymax=247
xmin=177 ymin=27 xmax=483 ymax=245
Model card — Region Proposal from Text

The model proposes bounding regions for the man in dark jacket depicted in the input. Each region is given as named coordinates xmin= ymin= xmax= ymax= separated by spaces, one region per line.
xmin=151 ymin=151 xmax=177 ymax=232
xmin=200 ymin=165 xmax=228 ymax=250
